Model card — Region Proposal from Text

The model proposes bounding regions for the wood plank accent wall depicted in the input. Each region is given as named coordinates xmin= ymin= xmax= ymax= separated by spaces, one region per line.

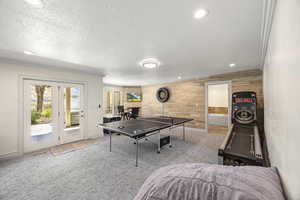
xmin=141 ymin=69 xmax=263 ymax=129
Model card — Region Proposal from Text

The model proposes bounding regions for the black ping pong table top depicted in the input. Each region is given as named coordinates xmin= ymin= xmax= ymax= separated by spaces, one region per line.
xmin=100 ymin=116 xmax=193 ymax=138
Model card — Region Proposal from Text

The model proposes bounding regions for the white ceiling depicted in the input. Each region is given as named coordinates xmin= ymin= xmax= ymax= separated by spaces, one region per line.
xmin=0 ymin=0 xmax=267 ymax=85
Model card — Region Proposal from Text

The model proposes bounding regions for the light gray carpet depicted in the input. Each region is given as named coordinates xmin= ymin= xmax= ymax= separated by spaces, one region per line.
xmin=0 ymin=130 xmax=224 ymax=200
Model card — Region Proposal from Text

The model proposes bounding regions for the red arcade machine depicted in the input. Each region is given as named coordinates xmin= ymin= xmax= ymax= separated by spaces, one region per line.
xmin=218 ymin=91 xmax=264 ymax=166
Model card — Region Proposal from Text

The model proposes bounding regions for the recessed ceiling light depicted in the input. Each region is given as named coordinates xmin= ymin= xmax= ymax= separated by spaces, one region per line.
xmin=24 ymin=0 xmax=43 ymax=7
xmin=194 ymin=9 xmax=208 ymax=19
xmin=24 ymin=51 xmax=34 ymax=55
xmin=229 ymin=63 xmax=236 ymax=67
xmin=177 ymin=76 xmax=182 ymax=80
xmin=139 ymin=58 xmax=161 ymax=69
xmin=143 ymin=63 xmax=157 ymax=69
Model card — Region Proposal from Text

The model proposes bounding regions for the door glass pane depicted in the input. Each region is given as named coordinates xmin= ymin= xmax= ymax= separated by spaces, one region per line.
xmin=30 ymin=85 xmax=54 ymax=142
xmin=64 ymin=87 xmax=81 ymax=132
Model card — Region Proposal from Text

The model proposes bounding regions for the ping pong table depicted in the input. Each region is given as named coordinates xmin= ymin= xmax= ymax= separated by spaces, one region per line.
xmin=98 ymin=116 xmax=193 ymax=166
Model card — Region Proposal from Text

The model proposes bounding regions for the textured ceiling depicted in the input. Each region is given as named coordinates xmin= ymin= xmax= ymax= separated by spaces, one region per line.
xmin=0 ymin=0 xmax=264 ymax=85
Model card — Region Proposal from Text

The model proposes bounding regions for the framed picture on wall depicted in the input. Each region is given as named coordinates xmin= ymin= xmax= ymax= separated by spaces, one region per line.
xmin=127 ymin=93 xmax=142 ymax=102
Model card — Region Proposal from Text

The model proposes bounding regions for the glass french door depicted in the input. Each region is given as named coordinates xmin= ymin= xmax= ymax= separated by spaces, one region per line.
xmin=24 ymin=80 xmax=59 ymax=152
xmin=24 ymin=80 xmax=84 ymax=152
xmin=59 ymin=83 xmax=84 ymax=144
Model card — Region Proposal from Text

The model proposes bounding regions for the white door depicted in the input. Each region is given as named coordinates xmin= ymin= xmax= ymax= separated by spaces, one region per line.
xmin=24 ymin=80 xmax=85 ymax=152
xmin=24 ymin=80 xmax=59 ymax=152
xmin=59 ymin=83 xmax=84 ymax=144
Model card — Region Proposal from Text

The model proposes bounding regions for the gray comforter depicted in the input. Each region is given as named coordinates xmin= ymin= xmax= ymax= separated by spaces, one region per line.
xmin=134 ymin=163 xmax=285 ymax=200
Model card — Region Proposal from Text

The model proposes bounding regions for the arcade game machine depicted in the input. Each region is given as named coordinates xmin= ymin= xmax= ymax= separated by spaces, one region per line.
xmin=218 ymin=91 xmax=265 ymax=166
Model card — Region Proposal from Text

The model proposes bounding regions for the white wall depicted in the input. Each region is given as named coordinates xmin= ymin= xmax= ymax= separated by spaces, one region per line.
xmin=208 ymin=84 xmax=228 ymax=107
xmin=263 ymin=0 xmax=300 ymax=199
xmin=0 ymin=61 xmax=103 ymax=158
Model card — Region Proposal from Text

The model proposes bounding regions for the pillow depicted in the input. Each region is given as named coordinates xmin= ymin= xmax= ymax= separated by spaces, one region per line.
xmin=134 ymin=163 xmax=285 ymax=200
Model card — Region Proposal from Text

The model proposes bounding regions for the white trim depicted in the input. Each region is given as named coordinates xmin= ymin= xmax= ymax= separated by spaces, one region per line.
xmin=18 ymin=74 xmax=24 ymax=156
xmin=0 ymin=57 xmax=105 ymax=77
xmin=260 ymin=0 xmax=277 ymax=67
xmin=18 ymin=74 xmax=89 ymax=155
xmin=204 ymin=81 xmax=232 ymax=132
xmin=20 ymin=73 xmax=89 ymax=85
xmin=0 ymin=151 xmax=20 ymax=160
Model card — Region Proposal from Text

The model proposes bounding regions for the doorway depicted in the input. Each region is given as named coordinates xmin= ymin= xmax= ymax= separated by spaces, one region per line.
xmin=205 ymin=81 xmax=231 ymax=134
xmin=23 ymin=80 xmax=85 ymax=152
xmin=113 ymin=91 xmax=121 ymax=114
xmin=105 ymin=90 xmax=121 ymax=114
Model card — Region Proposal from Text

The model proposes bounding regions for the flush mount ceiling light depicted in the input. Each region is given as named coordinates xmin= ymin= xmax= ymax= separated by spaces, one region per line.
xmin=194 ymin=9 xmax=209 ymax=19
xmin=24 ymin=51 xmax=34 ymax=55
xmin=229 ymin=63 xmax=236 ymax=68
xmin=24 ymin=0 xmax=43 ymax=7
xmin=139 ymin=58 xmax=161 ymax=69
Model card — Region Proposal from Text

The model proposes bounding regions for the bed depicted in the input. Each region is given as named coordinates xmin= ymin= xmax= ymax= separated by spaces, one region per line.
xmin=134 ymin=163 xmax=285 ymax=200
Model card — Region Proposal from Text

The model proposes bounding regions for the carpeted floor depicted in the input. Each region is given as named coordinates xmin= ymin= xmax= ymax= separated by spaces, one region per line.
xmin=0 ymin=128 xmax=224 ymax=200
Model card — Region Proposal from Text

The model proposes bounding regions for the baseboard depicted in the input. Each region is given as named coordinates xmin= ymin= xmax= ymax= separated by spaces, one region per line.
xmin=0 ymin=151 xmax=20 ymax=161
xmin=0 ymin=136 xmax=102 ymax=161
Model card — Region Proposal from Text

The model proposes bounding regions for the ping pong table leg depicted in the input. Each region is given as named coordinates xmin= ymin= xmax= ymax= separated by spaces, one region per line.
xmin=169 ymin=128 xmax=172 ymax=148
xmin=109 ymin=131 xmax=112 ymax=152
xmin=136 ymin=139 xmax=139 ymax=167
xmin=157 ymin=131 xmax=161 ymax=154
xmin=183 ymin=123 xmax=185 ymax=141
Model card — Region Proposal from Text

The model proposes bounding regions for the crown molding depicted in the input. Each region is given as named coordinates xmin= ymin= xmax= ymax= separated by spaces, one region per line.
xmin=0 ymin=48 xmax=105 ymax=77
xmin=260 ymin=0 xmax=277 ymax=67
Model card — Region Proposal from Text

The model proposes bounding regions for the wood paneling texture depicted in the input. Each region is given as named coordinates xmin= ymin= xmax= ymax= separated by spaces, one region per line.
xmin=208 ymin=107 xmax=228 ymax=114
xmin=141 ymin=69 xmax=263 ymax=129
